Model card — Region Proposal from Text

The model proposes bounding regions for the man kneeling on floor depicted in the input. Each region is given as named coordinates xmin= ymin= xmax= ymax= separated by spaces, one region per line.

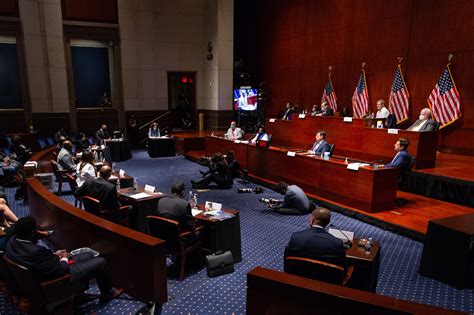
xmin=265 ymin=182 xmax=312 ymax=215
xmin=5 ymin=216 xmax=123 ymax=302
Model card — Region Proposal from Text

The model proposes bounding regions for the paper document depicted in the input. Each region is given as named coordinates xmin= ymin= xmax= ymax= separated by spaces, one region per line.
xmin=129 ymin=192 xmax=151 ymax=200
xmin=144 ymin=185 xmax=155 ymax=193
xmin=343 ymin=117 xmax=353 ymax=122
xmin=269 ymin=118 xmax=276 ymax=122
xmin=328 ymin=228 xmax=354 ymax=242
xmin=205 ymin=201 xmax=222 ymax=211
xmin=119 ymin=169 xmax=125 ymax=177
xmin=192 ymin=208 xmax=203 ymax=216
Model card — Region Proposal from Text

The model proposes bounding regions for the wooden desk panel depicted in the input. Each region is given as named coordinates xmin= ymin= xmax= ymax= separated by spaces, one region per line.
xmin=247 ymin=267 xmax=465 ymax=315
xmin=205 ymin=136 xmax=249 ymax=169
xmin=204 ymin=136 xmax=399 ymax=213
xmin=266 ymin=116 xmax=438 ymax=169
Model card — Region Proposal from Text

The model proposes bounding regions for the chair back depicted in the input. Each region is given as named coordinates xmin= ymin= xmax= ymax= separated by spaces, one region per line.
xmin=146 ymin=216 xmax=183 ymax=253
xmin=82 ymin=196 xmax=101 ymax=216
xmin=3 ymin=255 xmax=72 ymax=314
xmin=328 ymin=144 xmax=335 ymax=157
xmin=285 ymin=256 xmax=346 ymax=285
xmin=65 ymin=173 xmax=78 ymax=190
xmin=385 ymin=114 xmax=396 ymax=129
xmin=408 ymin=155 xmax=416 ymax=171
xmin=103 ymin=146 xmax=112 ymax=164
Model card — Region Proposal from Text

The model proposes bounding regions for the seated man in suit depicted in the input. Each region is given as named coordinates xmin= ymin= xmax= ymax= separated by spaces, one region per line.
xmin=74 ymin=165 xmax=120 ymax=211
xmin=191 ymin=153 xmax=233 ymax=189
xmin=5 ymin=216 xmax=123 ymax=302
xmin=282 ymin=102 xmax=294 ymax=120
xmin=315 ymin=102 xmax=334 ymax=117
xmin=267 ymin=182 xmax=312 ymax=215
xmin=157 ymin=181 xmax=199 ymax=242
xmin=287 ymin=207 xmax=347 ymax=268
xmin=308 ymin=130 xmax=330 ymax=155
xmin=250 ymin=127 xmax=269 ymax=144
xmin=224 ymin=121 xmax=244 ymax=141
xmin=57 ymin=140 xmax=76 ymax=172
xmin=407 ymin=108 xmax=438 ymax=131
xmin=385 ymin=138 xmax=412 ymax=173
xmin=95 ymin=124 xmax=111 ymax=143
xmin=375 ymin=99 xmax=390 ymax=119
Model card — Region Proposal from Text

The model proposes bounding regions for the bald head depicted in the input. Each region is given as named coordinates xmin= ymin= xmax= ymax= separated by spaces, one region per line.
xmin=63 ymin=140 xmax=73 ymax=151
xmin=311 ymin=207 xmax=331 ymax=228
xmin=99 ymin=165 xmax=112 ymax=180
xmin=420 ymin=108 xmax=432 ymax=119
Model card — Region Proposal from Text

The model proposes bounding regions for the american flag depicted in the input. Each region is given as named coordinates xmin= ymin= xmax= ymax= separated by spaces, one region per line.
xmin=428 ymin=66 xmax=461 ymax=129
xmin=322 ymin=78 xmax=337 ymax=112
xmin=389 ymin=66 xmax=410 ymax=124
xmin=352 ymin=69 xmax=369 ymax=118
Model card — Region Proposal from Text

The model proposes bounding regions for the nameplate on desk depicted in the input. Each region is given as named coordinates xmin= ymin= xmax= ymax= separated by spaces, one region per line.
xmin=144 ymin=184 xmax=155 ymax=193
xmin=387 ymin=128 xmax=399 ymax=134
xmin=234 ymin=140 xmax=241 ymax=144
xmin=347 ymin=163 xmax=360 ymax=171
xmin=191 ymin=208 xmax=203 ymax=216
xmin=240 ymin=140 xmax=249 ymax=144
xmin=269 ymin=118 xmax=276 ymax=123
xmin=205 ymin=201 xmax=222 ymax=211
xmin=24 ymin=161 xmax=37 ymax=168
xmin=298 ymin=114 xmax=306 ymax=119
xmin=287 ymin=151 xmax=296 ymax=157
xmin=343 ymin=117 xmax=353 ymax=123
xmin=119 ymin=169 xmax=125 ymax=177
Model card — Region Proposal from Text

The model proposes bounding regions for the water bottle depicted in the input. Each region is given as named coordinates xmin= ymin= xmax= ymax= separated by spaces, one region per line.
xmin=112 ymin=163 xmax=116 ymax=172
xmin=116 ymin=179 xmax=120 ymax=192
xmin=238 ymin=188 xmax=253 ymax=193
xmin=365 ymin=238 xmax=373 ymax=254
xmin=189 ymin=191 xmax=195 ymax=208
xmin=133 ymin=178 xmax=138 ymax=190
xmin=193 ymin=193 xmax=198 ymax=208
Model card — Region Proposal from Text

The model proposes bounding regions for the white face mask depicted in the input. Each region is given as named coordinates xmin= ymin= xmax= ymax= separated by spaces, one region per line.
xmin=419 ymin=114 xmax=425 ymax=120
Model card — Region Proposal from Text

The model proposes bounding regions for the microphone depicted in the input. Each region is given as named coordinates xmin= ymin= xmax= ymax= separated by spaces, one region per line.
xmin=329 ymin=224 xmax=353 ymax=249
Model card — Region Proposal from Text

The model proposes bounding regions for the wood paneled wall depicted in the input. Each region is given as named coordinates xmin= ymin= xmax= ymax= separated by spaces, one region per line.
xmin=249 ymin=0 xmax=474 ymax=155
xmin=0 ymin=0 xmax=19 ymax=17
xmin=61 ymin=0 xmax=118 ymax=23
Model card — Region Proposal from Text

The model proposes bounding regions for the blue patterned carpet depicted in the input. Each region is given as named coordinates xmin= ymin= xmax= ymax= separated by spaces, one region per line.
xmin=1 ymin=150 xmax=473 ymax=314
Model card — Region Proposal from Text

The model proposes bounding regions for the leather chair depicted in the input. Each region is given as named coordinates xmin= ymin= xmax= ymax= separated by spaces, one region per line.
xmin=81 ymin=196 xmax=129 ymax=227
xmin=50 ymin=160 xmax=69 ymax=195
xmin=65 ymin=174 xmax=82 ymax=209
xmin=146 ymin=216 xmax=203 ymax=281
xmin=102 ymin=146 xmax=112 ymax=164
xmin=284 ymin=256 xmax=353 ymax=286
xmin=3 ymin=255 xmax=73 ymax=314
xmin=327 ymin=144 xmax=335 ymax=157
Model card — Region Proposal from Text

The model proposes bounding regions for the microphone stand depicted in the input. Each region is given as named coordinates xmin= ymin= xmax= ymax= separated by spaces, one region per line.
xmin=330 ymin=224 xmax=353 ymax=249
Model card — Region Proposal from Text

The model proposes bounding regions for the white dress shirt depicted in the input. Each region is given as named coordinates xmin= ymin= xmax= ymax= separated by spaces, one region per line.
xmin=376 ymin=107 xmax=390 ymax=119
xmin=76 ymin=163 xmax=96 ymax=186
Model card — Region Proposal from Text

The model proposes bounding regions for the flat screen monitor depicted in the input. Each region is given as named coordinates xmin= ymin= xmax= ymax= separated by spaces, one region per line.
xmin=233 ymin=88 xmax=258 ymax=111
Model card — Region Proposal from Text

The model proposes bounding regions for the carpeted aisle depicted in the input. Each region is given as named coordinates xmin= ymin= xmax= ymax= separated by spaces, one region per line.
xmin=1 ymin=150 xmax=473 ymax=314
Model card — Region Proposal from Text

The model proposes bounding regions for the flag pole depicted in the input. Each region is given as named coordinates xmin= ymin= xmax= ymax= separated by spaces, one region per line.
xmin=328 ymin=65 xmax=332 ymax=79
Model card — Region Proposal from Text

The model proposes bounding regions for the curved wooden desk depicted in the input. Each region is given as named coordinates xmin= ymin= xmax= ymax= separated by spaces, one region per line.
xmin=25 ymin=147 xmax=168 ymax=304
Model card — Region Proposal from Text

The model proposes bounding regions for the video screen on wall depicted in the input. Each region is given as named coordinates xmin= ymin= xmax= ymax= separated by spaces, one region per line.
xmin=233 ymin=88 xmax=258 ymax=111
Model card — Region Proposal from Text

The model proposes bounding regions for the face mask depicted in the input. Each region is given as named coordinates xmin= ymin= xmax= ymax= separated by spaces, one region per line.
xmin=231 ymin=125 xmax=236 ymax=130
xmin=419 ymin=114 xmax=425 ymax=120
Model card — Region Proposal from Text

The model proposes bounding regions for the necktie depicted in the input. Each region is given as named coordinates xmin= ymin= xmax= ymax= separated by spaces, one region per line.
xmin=232 ymin=129 xmax=235 ymax=140
xmin=390 ymin=152 xmax=400 ymax=164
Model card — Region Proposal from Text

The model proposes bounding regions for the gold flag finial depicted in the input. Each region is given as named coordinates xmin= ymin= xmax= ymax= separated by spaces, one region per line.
xmin=361 ymin=62 xmax=366 ymax=69
xmin=397 ymin=57 xmax=403 ymax=65
xmin=448 ymin=53 xmax=454 ymax=64
xmin=328 ymin=65 xmax=332 ymax=78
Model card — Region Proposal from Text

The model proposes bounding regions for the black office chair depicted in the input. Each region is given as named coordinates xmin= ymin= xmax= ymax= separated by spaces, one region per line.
xmin=327 ymin=144 xmax=335 ymax=157
xmin=385 ymin=114 xmax=396 ymax=129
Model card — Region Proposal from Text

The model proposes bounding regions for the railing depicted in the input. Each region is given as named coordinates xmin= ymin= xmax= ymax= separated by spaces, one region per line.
xmin=138 ymin=111 xmax=172 ymax=131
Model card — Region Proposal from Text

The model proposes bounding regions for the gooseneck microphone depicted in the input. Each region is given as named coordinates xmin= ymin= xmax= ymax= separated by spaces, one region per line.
xmin=329 ymin=224 xmax=353 ymax=249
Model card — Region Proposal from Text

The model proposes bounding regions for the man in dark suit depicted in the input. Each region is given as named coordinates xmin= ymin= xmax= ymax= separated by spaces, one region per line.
xmin=95 ymin=124 xmax=111 ymax=143
xmin=407 ymin=108 xmax=438 ymax=131
xmin=287 ymin=207 xmax=347 ymax=267
xmin=315 ymin=102 xmax=334 ymax=117
xmin=385 ymin=138 xmax=412 ymax=173
xmin=5 ymin=216 xmax=123 ymax=302
xmin=282 ymin=102 xmax=294 ymax=120
xmin=74 ymin=165 xmax=120 ymax=211
xmin=308 ymin=130 xmax=330 ymax=155
xmin=157 ymin=181 xmax=196 ymax=232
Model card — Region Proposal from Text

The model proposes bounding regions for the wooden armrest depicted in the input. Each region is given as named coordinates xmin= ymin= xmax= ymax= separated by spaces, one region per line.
xmin=343 ymin=266 xmax=354 ymax=286
xmin=179 ymin=225 xmax=204 ymax=238
xmin=82 ymin=196 xmax=100 ymax=203
xmin=40 ymin=273 xmax=71 ymax=287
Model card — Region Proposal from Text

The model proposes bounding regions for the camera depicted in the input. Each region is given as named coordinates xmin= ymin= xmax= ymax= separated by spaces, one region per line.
xmin=238 ymin=188 xmax=253 ymax=193
xmin=259 ymin=197 xmax=279 ymax=204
